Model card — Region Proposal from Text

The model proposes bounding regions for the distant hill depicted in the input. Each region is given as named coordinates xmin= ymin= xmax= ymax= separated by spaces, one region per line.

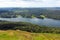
xmin=0 ymin=7 xmax=60 ymax=19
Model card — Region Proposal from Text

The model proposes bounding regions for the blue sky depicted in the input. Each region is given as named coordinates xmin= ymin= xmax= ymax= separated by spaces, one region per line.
xmin=0 ymin=0 xmax=60 ymax=7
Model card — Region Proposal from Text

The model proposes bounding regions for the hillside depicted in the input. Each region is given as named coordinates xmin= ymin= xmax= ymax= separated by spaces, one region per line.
xmin=0 ymin=22 xmax=59 ymax=40
xmin=0 ymin=7 xmax=60 ymax=19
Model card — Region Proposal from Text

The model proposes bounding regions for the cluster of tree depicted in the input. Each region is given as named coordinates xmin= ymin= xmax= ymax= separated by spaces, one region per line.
xmin=0 ymin=22 xmax=60 ymax=34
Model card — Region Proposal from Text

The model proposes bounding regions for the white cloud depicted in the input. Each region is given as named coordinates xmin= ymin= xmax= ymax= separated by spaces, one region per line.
xmin=0 ymin=0 xmax=59 ymax=7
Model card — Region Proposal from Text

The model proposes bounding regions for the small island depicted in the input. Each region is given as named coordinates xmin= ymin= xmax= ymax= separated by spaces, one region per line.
xmin=37 ymin=15 xmax=46 ymax=19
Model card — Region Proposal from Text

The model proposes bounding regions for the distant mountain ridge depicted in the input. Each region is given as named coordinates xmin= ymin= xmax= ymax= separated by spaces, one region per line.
xmin=0 ymin=7 xmax=60 ymax=10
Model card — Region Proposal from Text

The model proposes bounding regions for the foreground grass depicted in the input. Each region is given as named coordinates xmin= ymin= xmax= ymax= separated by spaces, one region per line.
xmin=0 ymin=30 xmax=60 ymax=40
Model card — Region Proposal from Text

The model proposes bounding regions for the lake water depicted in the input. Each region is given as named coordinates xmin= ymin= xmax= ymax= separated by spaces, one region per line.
xmin=0 ymin=17 xmax=60 ymax=27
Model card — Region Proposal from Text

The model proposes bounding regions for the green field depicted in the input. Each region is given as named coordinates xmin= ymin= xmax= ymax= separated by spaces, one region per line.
xmin=0 ymin=30 xmax=60 ymax=40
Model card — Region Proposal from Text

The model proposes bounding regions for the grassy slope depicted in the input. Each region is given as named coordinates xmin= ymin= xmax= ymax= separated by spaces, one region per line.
xmin=0 ymin=30 xmax=60 ymax=40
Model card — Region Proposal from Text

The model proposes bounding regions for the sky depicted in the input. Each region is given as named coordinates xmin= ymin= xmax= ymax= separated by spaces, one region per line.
xmin=0 ymin=0 xmax=60 ymax=7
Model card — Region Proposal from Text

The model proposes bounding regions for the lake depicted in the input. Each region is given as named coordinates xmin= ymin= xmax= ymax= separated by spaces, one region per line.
xmin=0 ymin=17 xmax=60 ymax=27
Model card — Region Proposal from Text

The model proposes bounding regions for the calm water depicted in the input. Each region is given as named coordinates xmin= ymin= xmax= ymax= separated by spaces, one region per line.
xmin=0 ymin=17 xmax=60 ymax=27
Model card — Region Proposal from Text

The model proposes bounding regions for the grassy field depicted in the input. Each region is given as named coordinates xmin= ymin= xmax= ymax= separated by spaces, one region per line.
xmin=0 ymin=30 xmax=59 ymax=40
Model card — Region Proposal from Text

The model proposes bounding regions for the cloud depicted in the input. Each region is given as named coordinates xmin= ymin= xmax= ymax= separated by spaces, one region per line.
xmin=0 ymin=0 xmax=60 ymax=7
